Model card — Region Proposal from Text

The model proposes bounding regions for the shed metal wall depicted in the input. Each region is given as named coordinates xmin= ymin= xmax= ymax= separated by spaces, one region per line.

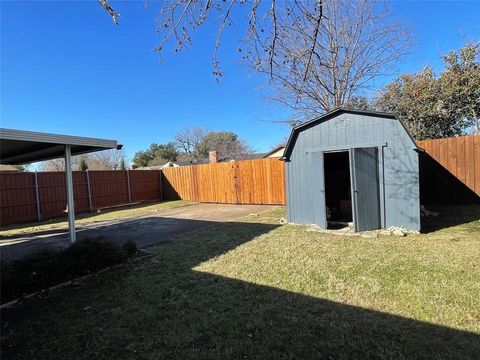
xmin=286 ymin=112 xmax=420 ymax=231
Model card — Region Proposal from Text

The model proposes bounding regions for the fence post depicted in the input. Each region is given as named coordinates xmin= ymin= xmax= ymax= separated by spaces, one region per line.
xmin=126 ymin=170 xmax=132 ymax=204
xmin=86 ymin=170 xmax=93 ymax=212
xmin=159 ymin=170 xmax=163 ymax=201
xmin=34 ymin=171 xmax=41 ymax=222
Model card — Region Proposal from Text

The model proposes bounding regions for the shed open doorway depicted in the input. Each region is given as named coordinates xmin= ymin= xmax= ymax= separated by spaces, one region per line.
xmin=323 ymin=151 xmax=352 ymax=228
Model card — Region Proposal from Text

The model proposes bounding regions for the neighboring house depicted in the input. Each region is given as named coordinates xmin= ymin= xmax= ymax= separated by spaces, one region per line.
xmin=135 ymin=160 xmax=210 ymax=170
xmin=136 ymin=151 xmax=270 ymax=170
xmin=262 ymin=145 xmax=285 ymax=158
xmin=173 ymin=160 xmax=210 ymax=167
xmin=134 ymin=165 xmax=167 ymax=170
xmin=0 ymin=164 xmax=19 ymax=171
xmin=161 ymin=161 xmax=180 ymax=169
xmin=228 ymin=153 xmax=266 ymax=161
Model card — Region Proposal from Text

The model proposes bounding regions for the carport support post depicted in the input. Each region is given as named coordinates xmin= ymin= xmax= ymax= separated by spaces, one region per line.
xmin=126 ymin=170 xmax=132 ymax=204
xmin=86 ymin=169 xmax=93 ymax=212
xmin=64 ymin=144 xmax=76 ymax=243
xmin=34 ymin=171 xmax=41 ymax=222
xmin=158 ymin=170 xmax=163 ymax=201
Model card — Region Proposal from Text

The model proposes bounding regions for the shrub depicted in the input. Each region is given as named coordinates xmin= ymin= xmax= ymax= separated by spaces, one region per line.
xmin=122 ymin=240 xmax=138 ymax=258
xmin=1 ymin=237 xmax=137 ymax=304
xmin=62 ymin=237 xmax=128 ymax=274
xmin=1 ymin=250 xmax=64 ymax=304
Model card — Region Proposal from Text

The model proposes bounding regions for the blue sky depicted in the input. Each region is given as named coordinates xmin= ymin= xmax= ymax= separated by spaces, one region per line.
xmin=1 ymin=1 xmax=479 ymax=161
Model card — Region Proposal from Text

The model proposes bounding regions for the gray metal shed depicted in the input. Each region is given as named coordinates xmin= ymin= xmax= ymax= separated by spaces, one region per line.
xmin=282 ymin=108 xmax=421 ymax=232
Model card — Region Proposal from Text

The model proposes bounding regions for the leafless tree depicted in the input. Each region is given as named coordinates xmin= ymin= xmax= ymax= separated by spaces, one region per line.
xmin=174 ymin=126 xmax=208 ymax=157
xmin=37 ymin=149 xmax=127 ymax=171
xmin=38 ymin=158 xmax=66 ymax=172
xmin=98 ymin=0 xmax=325 ymax=79
xmin=97 ymin=0 xmax=119 ymax=24
xmin=254 ymin=0 xmax=411 ymax=119
xmin=276 ymin=136 xmax=290 ymax=148
xmin=87 ymin=149 xmax=126 ymax=170
xmin=229 ymin=140 xmax=256 ymax=160
xmin=175 ymin=152 xmax=195 ymax=163
xmin=211 ymin=137 xmax=253 ymax=161
xmin=99 ymin=0 xmax=410 ymax=121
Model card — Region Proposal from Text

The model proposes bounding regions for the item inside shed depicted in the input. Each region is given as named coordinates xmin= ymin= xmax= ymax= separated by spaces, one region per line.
xmin=324 ymin=151 xmax=352 ymax=225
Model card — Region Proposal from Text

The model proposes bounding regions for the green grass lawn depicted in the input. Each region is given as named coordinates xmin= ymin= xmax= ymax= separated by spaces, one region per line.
xmin=1 ymin=205 xmax=479 ymax=359
xmin=0 ymin=200 xmax=196 ymax=238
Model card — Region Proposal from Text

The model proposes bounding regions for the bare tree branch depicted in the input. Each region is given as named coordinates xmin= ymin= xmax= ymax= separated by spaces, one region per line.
xmin=97 ymin=0 xmax=120 ymax=25
xmin=303 ymin=0 xmax=323 ymax=81
xmin=98 ymin=0 xmax=410 ymax=118
xmin=212 ymin=0 xmax=237 ymax=78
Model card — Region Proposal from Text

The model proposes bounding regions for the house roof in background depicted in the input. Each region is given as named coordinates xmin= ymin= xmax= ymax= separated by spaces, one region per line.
xmin=135 ymin=165 xmax=164 ymax=170
xmin=0 ymin=164 xmax=19 ymax=171
xmin=262 ymin=145 xmax=285 ymax=158
xmin=137 ymin=159 xmax=211 ymax=170
xmin=0 ymin=128 xmax=120 ymax=165
xmin=235 ymin=153 xmax=266 ymax=161
xmin=175 ymin=159 xmax=210 ymax=166
xmin=140 ymin=153 xmax=269 ymax=169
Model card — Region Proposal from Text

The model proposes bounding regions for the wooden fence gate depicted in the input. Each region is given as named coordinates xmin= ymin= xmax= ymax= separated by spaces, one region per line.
xmin=161 ymin=158 xmax=286 ymax=205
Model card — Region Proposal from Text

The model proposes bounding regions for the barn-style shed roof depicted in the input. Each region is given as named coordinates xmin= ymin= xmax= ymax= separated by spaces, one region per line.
xmin=281 ymin=108 xmax=419 ymax=161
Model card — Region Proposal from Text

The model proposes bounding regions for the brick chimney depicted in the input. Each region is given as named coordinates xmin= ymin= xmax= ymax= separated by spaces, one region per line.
xmin=209 ymin=150 xmax=217 ymax=164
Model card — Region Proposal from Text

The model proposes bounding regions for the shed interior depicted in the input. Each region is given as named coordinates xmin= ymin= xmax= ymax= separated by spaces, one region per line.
xmin=324 ymin=151 xmax=352 ymax=226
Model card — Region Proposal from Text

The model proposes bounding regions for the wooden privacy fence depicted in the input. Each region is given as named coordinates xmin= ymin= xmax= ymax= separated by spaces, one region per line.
xmin=1 ymin=136 xmax=478 ymax=226
xmin=160 ymin=138 xmax=479 ymax=205
xmin=161 ymin=158 xmax=286 ymax=205
xmin=0 ymin=170 xmax=161 ymax=225
xmin=417 ymin=135 xmax=480 ymax=203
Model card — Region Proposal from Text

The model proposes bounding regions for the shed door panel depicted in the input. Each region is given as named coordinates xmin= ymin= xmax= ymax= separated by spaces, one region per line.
xmin=350 ymin=147 xmax=381 ymax=231
xmin=310 ymin=152 xmax=327 ymax=228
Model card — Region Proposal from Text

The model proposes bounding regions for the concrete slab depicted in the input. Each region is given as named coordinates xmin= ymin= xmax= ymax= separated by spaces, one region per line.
xmin=0 ymin=203 xmax=276 ymax=263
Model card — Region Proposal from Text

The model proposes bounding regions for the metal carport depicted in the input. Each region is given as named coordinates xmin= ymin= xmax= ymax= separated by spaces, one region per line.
xmin=0 ymin=128 xmax=121 ymax=243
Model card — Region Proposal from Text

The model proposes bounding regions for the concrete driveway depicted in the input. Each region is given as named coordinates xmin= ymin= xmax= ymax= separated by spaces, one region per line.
xmin=0 ymin=203 xmax=275 ymax=263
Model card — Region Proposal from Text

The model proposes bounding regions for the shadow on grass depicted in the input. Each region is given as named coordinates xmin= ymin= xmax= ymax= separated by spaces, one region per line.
xmin=421 ymin=204 xmax=480 ymax=233
xmin=0 ymin=200 xmax=187 ymax=239
xmin=2 ymin=220 xmax=479 ymax=359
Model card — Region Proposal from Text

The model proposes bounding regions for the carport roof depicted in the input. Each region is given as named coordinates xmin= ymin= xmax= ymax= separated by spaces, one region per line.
xmin=0 ymin=128 xmax=120 ymax=165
